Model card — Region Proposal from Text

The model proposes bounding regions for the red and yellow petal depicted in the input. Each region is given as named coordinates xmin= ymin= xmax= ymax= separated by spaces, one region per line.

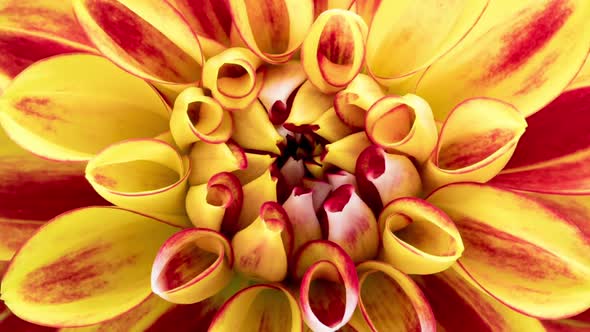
xmin=427 ymin=183 xmax=590 ymax=319
xmin=258 ymin=61 xmax=307 ymax=125
xmin=323 ymin=132 xmax=372 ymax=174
xmin=188 ymin=141 xmax=247 ymax=185
xmin=0 ymin=54 xmax=170 ymax=161
xmin=0 ymin=206 xmax=179 ymax=327
xmin=416 ymin=0 xmax=590 ymax=120
xmin=237 ymin=168 xmax=278 ymax=232
xmin=72 ymin=0 xmax=203 ymax=84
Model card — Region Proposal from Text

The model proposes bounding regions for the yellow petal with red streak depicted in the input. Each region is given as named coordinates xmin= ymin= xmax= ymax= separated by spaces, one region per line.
xmin=0 ymin=54 xmax=170 ymax=161
xmin=416 ymin=0 xmax=590 ymax=119
xmin=422 ymin=98 xmax=527 ymax=193
xmin=334 ymin=74 xmax=385 ymax=128
xmin=231 ymin=100 xmax=283 ymax=154
xmin=427 ymin=183 xmax=590 ymax=319
xmin=323 ymin=132 xmax=371 ymax=174
xmin=72 ymin=0 xmax=203 ymax=84
xmin=0 ymin=206 xmax=179 ymax=327
xmin=85 ymin=139 xmax=190 ymax=227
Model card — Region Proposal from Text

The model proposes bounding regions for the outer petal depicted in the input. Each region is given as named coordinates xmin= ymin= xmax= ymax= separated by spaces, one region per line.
xmin=416 ymin=0 xmax=590 ymax=119
xmin=258 ymin=61 xmax=307 ymax=125
xmin=209 ymin=284 xmax=302 ymax=332
xmin=323 ymin=132 xmax=371 ymax=174
xmin=363 ymin=0 xmax=488 ymax=87
xmin=353 ymin=261 xmax=435 ymax=332
xmin=421 ymin=98 xmax=527 ymax=193
xmin=294 ymin=240 xmax=359 ymax=332
xmin=377 ymin=197 xmax=464 ymax=275
xmin=72 ymin=0 xmax=203 ymax=84
xmin=231 ymin=100 xmax=283 ymax=154
xmin=491 ymin=86 xmax=590 ymax=194
xmin=427 ymin=183 xmax=590 ymax=319
xmin=0 ymin=206 xmax=179 ymax=327
xmin=228 ymin=0 xmax=314 ymax=63
xmin=0 ymin=54 xmax=170 ymax=161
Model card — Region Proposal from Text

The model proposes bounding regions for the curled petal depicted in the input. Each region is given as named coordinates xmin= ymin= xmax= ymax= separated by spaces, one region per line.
xmin=228 ymin=0 xmax=314 ymax=63
xmin=377 ymin=197 xmax=463 ymax=275
xmin=73 ymin=0 xmax=203 ymax=84
xmin=202 ymin=47 xmax=265 ymax=110
xmin=366 ymin=94 xmax=438 ymax=163
xmin=232 ymin=202 xmax=292 ymax=282
xmin=258 ymin=61 xmax=307 ymax=125
xmin=294 ymin=240 xmax=359 ymax=332
xmin=0 ymin=54 xmax=169 ymax=161
xmin=353 ymin=261 xmax=435 ymax=332
xmin=313 ymin=107 xmax=355 ymax=142
xmin=151 ymin=228 xmax=233 ymax=304
xmin=283 ymin=187 xmax=322 ymax=252
xmin=356 ymin=146 xmax=422 ymax=214
xmin=209 ymin=284 xmax=302 ymax=332
xmin=85 ymin=139 xmax=190 ymax=227
xmin=188 ymin=141 xmax=247 ymax=185
xmin=286 ymin=80 xmax=334 ymax=126
xmin=323 ymin=132 xmax=371 ymax=173
xmin=427 ymin=183 xmax=590 ymax=319
xmin=364 ymin=0 xmax=488 ymax=87
xmin=302 ymin=9 xmax=367 ymax=93
xmin=492 ymin=86 xmax=590 ymax=194
xmin=422 ymin=98 xmax=527 ymax=193
xmin=170 ymin=87 xmax=233 ymax=151
xmin=237 ymin=168 xmax=278 ymax=233
xmin=323 ymin=184 xmax=378 ymax=263
xmin=186 ymin=172 xmax=243 ymax=232
xmin=1 ymin=207 xmax=178 ymax=327
xmin=334 ymin=74 xmax=385 ymax=128
xmin=416 ymin=0 xmax=590 ymax=119
xmin=231 ymin=100 xmax=283 ymax=154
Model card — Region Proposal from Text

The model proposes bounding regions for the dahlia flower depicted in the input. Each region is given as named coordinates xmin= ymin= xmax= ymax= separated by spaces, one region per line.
xmin=1 ymin=0 xmax=590 ymax=331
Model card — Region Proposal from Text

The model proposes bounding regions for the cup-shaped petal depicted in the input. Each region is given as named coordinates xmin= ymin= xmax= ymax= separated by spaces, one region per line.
xmin=72 ymin=0 xmax=203 ymax=84
xmin=323 ymin=132 xmax=371 ymax=173
xmin=228 ymin=0 xmax=314 ymax=63
xmin=282 ymin=187 xmax=322 ymax=252
xmin=258 ymin=61 xmax=307 ymax=125
xmin=231 ymin=100 xmax=283 ymax=154
xmin=356 ymin=145 xmax=422 ymax=214
xmin=294 ymin=240 xmax=359 ymax=332
xmin=151 ymin=228 xmax=234 ymax=304
xmin=202 ymin=47 xmax=265 ymax=110
xmin=0 ymin=54 xmax=170 ymax=161
xmin=232 ymin=202 xmax=292 ymax=282
xmin=85 ymin=138 xmax=190 ymax=226
xmin=323 ymin=184 xmax=378 ymax=263
xmin=209 ymin=284 xmax=302 ymax=332
xmin=188 ymin=141 xmax=247 ymax=185
xmin=0 ymin=207 xmax=179 ymax=327
xmin=354 ymin=261 xmax=436 ymax=332
xmin=170 ymin=87 xmax=233 ymax=151
xmin=377 ymin=197 xmax=464 ymax=275
xmin=286 ymin=80 xmax=334 ymax=126
xmin=302 ymin=9 xmax=367 ymax=94
xmin=422 ymin=98 xmax=527 ymax=193
xmin=334 ymin=74 xmax=385 ymax=128
xmin=186 ymin=172 xmax=243 ymax=232
xmin=428 ymin=183 xmax=590 ymax=319
xmin=366 ymin=94 xmax=438 ymax=163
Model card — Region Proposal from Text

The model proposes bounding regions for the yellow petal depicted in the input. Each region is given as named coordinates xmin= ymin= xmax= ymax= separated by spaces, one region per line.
xmin=286 ymin=80 xmax=334 ymax=126
xmin=416 ymin=0 xmax=590 ymax=119
xmin=334 ymin=74 xmax=385 ymax=128
xmin=72 ymin=0 xmax=203 ymax=84
xmin=312 ymin=107 xmax=355 ymax=142
xmin=0 ymin=54 xmax=170 ymax=161
xmin=0 ymin=206 xmax=179 ymax=327
xmin=323 ymin=132 xmax=371 ymax=173
xmin=568 ymin=55 xmax=590 ymax=90
xmin=237 ymin=168 xmax=278 ymax=232
xmin=231 ymin=100 xmax=283 ymax=154
xmin=301 ymin=9 xmax=367 ymax=93
xmin=85 ymin=138 xmax=191 ymax=227
xmin=421 ymin=97 xmax=527 ymax=193
xmin=188 ymin=141 xmax=247 ymax=185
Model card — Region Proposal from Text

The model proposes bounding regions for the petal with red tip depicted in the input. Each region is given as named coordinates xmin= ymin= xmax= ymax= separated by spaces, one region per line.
xmin=0 ymin=54 xmax=170 ymax=161
xmin=232 ymin=153 xmax=276 ymax=184
xmin=237 ymin=168 xmax=278 ymax=232
xmin=421 ymin=98 xmax=527 ymax=193
xmin=352 ymin=261 xmax=435 ymax=332
xmin=302 ymin=178 xmax=333 ymax=212
xmin=416 ymin=0 xmax=590 ymax=119
xmin=334 ymin=74 xmax=385 ymax=128
xmin=258 ymin=61 xmax=307 ymax=125
xmin=1 ymin=206 xmax=179 ymax=327
xmin=492 ymin=86 xmax=590 ymax=194
xmin=209 ymin=284 xmax=302 ymax=332
xmin=151 ymin=228 xmax=233 ymax=304
xmin=326 ymin=170 xmax=357 ymax=191
xmin=282 ymin=187 xmax=322 ymax=252
xmin=231 ymin=101 xmax=283 ymax=154
xmin=188 ymin=141 xmax=247 ymax=185
xmin=377 ymin=197 xmax=463 ymax=275
xmin=301 ymin=9 xmax=367 ymax=94
xmin=85 ymin=139 xmax=191 ymax=227
xmin=73 ymin=0 xmax=203 ymax=84
xmin=366 ymin=94 xmax=437 ymax=163
xmin=228 ymin=0 xmax=314 ymax=63
xmin=286 ymin=80 xmax=334 ymax=126
xmin=427 ymin=183 xmax=590 ymax=319
xmin=323 ymin=132 xmax=371 ymax=173
xmin=364 ymin=0 xmax=488 ymax=87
